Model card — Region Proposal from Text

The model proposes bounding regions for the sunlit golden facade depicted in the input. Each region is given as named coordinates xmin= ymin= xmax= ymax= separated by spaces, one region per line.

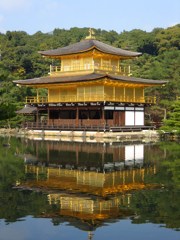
xmin=14 ymin=30 xmax=166 ymax=130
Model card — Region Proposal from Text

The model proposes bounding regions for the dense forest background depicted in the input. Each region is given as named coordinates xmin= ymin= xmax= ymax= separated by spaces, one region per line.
xmin=0 ymin=25 xmax=179 ymax=130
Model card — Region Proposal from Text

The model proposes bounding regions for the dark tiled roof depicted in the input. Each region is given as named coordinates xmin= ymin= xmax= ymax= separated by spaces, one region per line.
xmin=16 ymin=105 xmax=37 ymax=114
xmin=108 ymin=74 xmax=167 ymax=85
xmin=39 ymin=39 xmax=142 ymax=58
xmin=14 ymin=73 xmax=167 ymax=86
xmin=14 ymin=73 xmax=104 ymax=85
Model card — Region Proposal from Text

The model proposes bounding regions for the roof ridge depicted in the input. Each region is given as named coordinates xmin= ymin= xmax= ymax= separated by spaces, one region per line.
xmin=39 ymin=38 xmax=141 ymax=57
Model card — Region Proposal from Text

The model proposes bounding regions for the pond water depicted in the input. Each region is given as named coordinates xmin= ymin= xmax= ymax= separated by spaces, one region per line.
xmin=0 ymin=136 xmax=179 ymax=240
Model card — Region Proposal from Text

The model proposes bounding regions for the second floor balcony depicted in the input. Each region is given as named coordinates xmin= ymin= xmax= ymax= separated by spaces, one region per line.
xmin=25 ymin=95 xmax=156 ymax=104
xmin=49 ymin=63 xmax=131 ymax=76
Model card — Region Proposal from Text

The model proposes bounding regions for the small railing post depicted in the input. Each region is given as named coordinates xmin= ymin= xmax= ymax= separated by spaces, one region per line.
xmin=128 ymin=65 xmax=131 ymax=76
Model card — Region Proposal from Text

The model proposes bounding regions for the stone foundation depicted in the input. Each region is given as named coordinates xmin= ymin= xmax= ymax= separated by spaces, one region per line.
xmin=0 ymin=128 xmax=160 ymax=142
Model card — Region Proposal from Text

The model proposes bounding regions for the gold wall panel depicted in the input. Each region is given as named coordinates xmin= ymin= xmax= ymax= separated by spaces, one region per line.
xmin=46 ymin=85 xmax=146 ymax=103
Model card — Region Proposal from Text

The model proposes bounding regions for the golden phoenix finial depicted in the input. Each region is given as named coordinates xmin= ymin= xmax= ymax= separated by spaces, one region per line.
xmin=85 ymin=28 xmax=96 ymax=39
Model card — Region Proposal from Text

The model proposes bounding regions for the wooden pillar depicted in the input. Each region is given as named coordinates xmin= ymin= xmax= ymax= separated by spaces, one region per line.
xmin=36 ymin=88 xmax=39 ymax=102
xmin=113 ymin=86 xmax=115 ymax=101
xmin=34 ymin=114 xmax=36 ymax=124
xmin=47 ymin=108 xmax=50 ymax=125
xmin=123 ymin=87 xmax=126 ymax=101
xmin=76 ymin=107 xmax=79 ymax=127
xmin=102 ymin=107 xmax=106 ymax=128
xmin=143 ymin=88 xmax=145 ymax=101
xmin=36 ymin=110 xmax=39 ymax=127
xmin=36 ymin=167 xmax=39 ymax=181
xmin=114 ymin=111 xmax=120 ymax=126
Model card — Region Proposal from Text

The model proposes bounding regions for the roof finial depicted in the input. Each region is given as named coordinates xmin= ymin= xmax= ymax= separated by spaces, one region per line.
xmin=85 ymin=28 xmax=96 ymax=40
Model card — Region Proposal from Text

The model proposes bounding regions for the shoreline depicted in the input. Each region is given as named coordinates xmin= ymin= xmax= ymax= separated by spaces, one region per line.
xmin=0 ymin=128 xmax=160 ymax=143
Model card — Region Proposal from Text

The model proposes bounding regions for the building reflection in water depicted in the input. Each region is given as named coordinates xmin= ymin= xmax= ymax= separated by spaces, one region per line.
xmin=20 ymin=141 xmax=158 ymax=237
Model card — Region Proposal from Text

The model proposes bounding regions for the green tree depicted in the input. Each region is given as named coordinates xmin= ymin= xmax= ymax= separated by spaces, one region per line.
xmin=0 ymin=25 xmax=180 ymax=127
xmin=161 ymin=100 xmax=180 ymax=133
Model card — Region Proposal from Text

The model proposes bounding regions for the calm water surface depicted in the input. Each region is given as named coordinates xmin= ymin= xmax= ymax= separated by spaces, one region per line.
xmin=0 ymin=136 xmax=179 ymax=240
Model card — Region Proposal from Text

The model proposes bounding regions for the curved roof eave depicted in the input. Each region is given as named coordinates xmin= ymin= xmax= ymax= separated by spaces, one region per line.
xmin=108 ymin=74 xmax=168 ymax=85
xmin=38 ymin=39 xmax=142 ymax=58
xmin=13 ymin=73 xmax=167 ymax=86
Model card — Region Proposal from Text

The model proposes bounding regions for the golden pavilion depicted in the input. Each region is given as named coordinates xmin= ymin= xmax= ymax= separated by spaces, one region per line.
xmin=14 ymin=29 xmax=166 ymax=131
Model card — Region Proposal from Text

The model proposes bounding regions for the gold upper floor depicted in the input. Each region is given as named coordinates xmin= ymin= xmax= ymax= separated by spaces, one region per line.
xmin=49 ymin=51 xmax=132 ymax=77
xmin=25 ymin=82 xmax=156 ymax=104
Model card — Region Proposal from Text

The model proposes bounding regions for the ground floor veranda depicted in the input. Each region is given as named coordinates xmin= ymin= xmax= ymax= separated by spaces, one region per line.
xmin=21 ymin=102 xmax=154 ymax=131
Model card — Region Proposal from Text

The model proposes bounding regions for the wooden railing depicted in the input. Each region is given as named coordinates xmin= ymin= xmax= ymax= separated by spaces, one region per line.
xmin=144 ymin=96 xmax=156 ymax=104
xmin=26 ymin=96 xmax=48 ymax=104
xmin=25 ymin=95 xmax=156 ymax=104
xmin=22 ymin=122 xmax=154 ymax=132
xmin=50 ymin=64 xmax=131 ymax=76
